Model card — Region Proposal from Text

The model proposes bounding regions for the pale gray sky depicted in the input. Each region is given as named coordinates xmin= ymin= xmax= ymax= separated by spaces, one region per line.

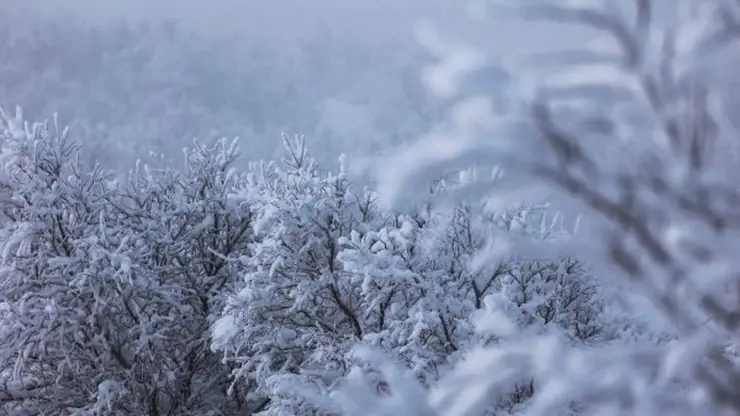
xmin=3 ymin=0 xmax=682 ymax=172
xmin=15 ymin=0 xmax=594 ymax=56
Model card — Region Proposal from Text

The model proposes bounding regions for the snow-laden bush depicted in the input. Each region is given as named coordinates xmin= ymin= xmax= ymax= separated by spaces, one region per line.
xmin=213 ymin=136 xmax=611 ymax=414
xmin=335 ymin=199 xmax=613 ymax=415
xmin=0 ymin=108 xmax=253 ymax=415
xmin=212 ymin=134 xmax=380 ymax=415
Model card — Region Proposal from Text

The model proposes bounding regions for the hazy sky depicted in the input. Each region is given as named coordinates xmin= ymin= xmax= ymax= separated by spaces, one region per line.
xmin=3 ymin=0 xmax=683 ymax=173
xmin=15 ymin=0 xmax=593 ymax=57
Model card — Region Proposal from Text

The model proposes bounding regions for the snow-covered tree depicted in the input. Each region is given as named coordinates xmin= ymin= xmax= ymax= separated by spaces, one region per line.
xmin=108 ymin=136 xmax=255 ymax=414
xmin=212 ymin=134 xmax=383 ymax=415
xmin=213 ymin=136 xmax=611 ymax=414
xmin=0 ymin=107 xmax=123 ymax=414
xmin=337 ymin=197 xmax=609 ymax=414
xmin=0 ymin=109 xmax=253 ymax=415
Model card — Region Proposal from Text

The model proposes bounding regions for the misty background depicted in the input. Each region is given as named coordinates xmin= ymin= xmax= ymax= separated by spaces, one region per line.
xmin=0 ymin=0 xmax=595 ymax=174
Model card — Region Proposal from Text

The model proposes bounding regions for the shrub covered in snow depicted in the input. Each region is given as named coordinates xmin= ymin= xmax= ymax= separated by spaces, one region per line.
xmin=0 ymin=108 xmax=253 ymax=415
xmin=212 ymin=136 xmax=612 ymax=414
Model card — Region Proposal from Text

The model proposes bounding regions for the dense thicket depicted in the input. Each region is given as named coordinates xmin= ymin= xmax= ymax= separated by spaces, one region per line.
xmin=0 ymin=109 xmax=614 ymax=415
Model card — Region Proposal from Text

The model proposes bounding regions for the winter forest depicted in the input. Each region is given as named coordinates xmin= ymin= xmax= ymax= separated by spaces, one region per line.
xmin=1 ymin=0 xmax=739 ymax=415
